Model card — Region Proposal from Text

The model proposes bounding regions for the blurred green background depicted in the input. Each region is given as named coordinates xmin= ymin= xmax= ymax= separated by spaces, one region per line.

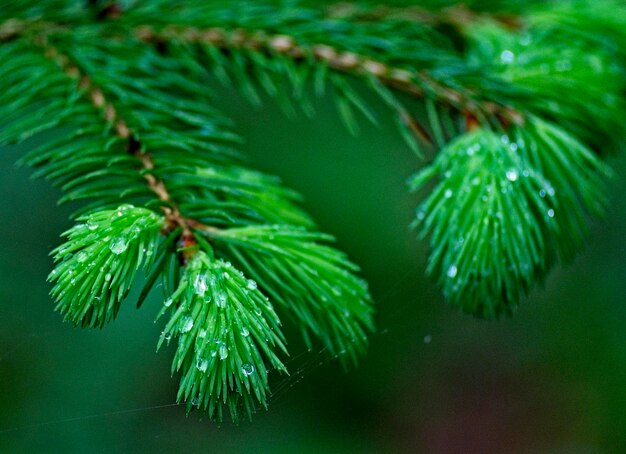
xmin=1 ymin=82 xmax=625 ymax=454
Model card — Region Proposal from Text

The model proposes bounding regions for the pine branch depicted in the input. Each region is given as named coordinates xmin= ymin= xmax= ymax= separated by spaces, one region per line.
xmin=1 ymin=0 xmax=624 ymax=422
xmin=1 ymin=2 xmax=376 ymax=422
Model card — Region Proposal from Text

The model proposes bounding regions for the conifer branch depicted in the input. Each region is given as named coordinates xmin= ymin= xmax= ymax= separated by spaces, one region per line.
xmin=1 ymin=0 xmax=624 ymax=424
xmin=135 ymin=24 xmax=523 ymax=128
xmin=35 ymin=35 xmax=204 ymax=258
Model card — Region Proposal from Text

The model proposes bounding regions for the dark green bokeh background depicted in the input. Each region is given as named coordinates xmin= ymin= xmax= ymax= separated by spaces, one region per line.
xmin=1 ymin=84 xmax=625 ymax=453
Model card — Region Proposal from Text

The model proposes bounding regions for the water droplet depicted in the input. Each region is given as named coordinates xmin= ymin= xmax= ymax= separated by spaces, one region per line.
xmin=246 ymin=279 xmax=257 ymax=290
xmin=547 ymin=209 xmax=555 ymax=218
xmin=76 ymin=251 xmax=88 ymax=263
xmin=88 ymin=223 xmax=98 ymax=231
xmin=241 ymin=327 xmax=250 ymax=337
xmin=180 ymin=316 xmax=194 ymax=333
xmin=423 ymin=334 xmax=432 ymax=344
xmin=467 ymin=144 xmax=480 ymax=156
xmin=191 ymin=397 xmax=201 ymax=407
xmin=416 ymin=209 xmax=426 ymax=220
xmin=196 ymin=358 xmax=208 ymax=372
xmin=539 ymin=189 xmax=546 ymax=198
xmin=104 ymin=273 xmax=112 ymax=282
xmin=219 ymin=344 xmax=228 ymax=360
xmin=519 ymin=33 xmax=531 ymax=46
xmin=109 ymin=237 xmax=128 ymax=255
xmin=332 ymin=285 xmax=342 ymax=296
xmin=163 ymin=298 xmax=173 ymax=308
xmin=510 ymin=143 xmax=518 ymax=152
xmin=500 ymin=50 xmax=515 ymax=64
xmin=506 ymin=169 xmax=518 ymax=182
xmin=447 ymin=265 xmax=458 ymax=278
xmin=194 ymin=275 xmax=207 ymax=296
xmin=241 ymin=363 xmax=255 ymax=376
xmin=215 ymin=293 xmax=227 ymax=308
xmin=161 ymin=331 xmax=172 ymax=341
xmin=198 ymin=329 xmax=207 ymax=338
xmin=444 ymin=189 xmax=453 ymax=199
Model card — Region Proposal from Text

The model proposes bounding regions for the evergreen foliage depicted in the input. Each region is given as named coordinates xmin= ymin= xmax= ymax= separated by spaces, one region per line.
xmin=1 ymin=0 xmax=624 ymax=422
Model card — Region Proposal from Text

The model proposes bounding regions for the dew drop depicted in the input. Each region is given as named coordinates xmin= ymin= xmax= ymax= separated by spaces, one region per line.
xmin=447 ymin=265 xmax=458 ymax=278
xmin=500 ymin=50 xmax=515 ymax=64
xmin=109 ymin=237 xmax=128 ymax=255
xmin=246 ymin=279 xmax=257 ymax=290
xmin=444 ymin=189 xmax=453 ymax=199
xmin=547 ymin=209 xmax=555 ymax=218
xmin=191 ymin=397 xmax=201 ymax=407
xmin=241 ymin=327 xmax=250 ymax=337
xmin=196 ymin=358 xmax=208 ymax=372
xmin=215 ymin=293 xmax=227 ymax=308
xmin=88 ymin=223 xmax=98 ymax=231
xmin=467 ymin=144 xmax=480 ymax=156
xmin=416 ymin=209 xmax=426 ymax=221
xmin=76 ymin=251 xmax=88 ymax=263
xmin=241 ymin=363 xmax=255 ymax=376
xmin=198 ymin=329 xmax=207 ymax=339
xmin=180 ymin=316 xmax=194 ymax=333
xmin=161 ymin=331 xmax=172 ymax=341
xmin=163 ymin=298 xmax=173 ymax=308
xmin=423 ymin=334 xmax=432 ymax=344
xmin=519 ymin=34 xmax=532 ymax=46
xmin=506 ymin=169 xmax=518 ymax=182
xmin=194 ymin=275 xmax=208 ymax=296
xmin=104 ymin=273 xmax=112 ymax=282
xmin=219 ymin=344 xmax=228 ymax=360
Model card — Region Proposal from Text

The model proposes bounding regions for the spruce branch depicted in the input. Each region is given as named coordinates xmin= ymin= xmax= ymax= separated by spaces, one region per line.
xmin=1 ymin=1 xmax=377 ymax=422
xmin=135 ymin=21 xmax=522 ymax=151
xmin=1 ymin=0 xmax=624 ymax=422
xmin=157 ymin=251 xmax=288 ymax=422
